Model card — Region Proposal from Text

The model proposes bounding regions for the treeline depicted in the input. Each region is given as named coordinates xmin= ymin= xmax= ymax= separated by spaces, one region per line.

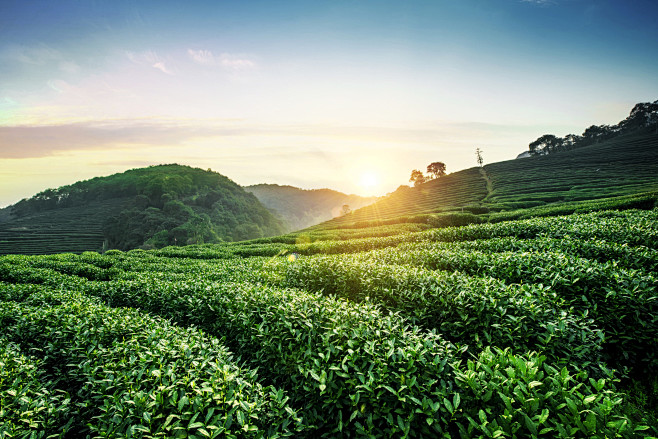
xmin=11 ymin=165 xmax=285 ymax=250
xmin=528 ymin=100 xmax=658 ymax=156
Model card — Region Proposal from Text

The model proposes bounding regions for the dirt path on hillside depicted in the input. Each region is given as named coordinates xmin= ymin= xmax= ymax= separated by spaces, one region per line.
xmin=479 ymin=167 xmax=493 ymax=201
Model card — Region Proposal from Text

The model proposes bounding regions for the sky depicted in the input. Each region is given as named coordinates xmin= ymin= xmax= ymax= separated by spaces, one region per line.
xmin=1 ymin=0 xmax=658 ymax=207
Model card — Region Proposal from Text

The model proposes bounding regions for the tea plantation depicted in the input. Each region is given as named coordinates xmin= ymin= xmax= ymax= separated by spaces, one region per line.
xmin=1 ymin=208 xmax=657 ymax=437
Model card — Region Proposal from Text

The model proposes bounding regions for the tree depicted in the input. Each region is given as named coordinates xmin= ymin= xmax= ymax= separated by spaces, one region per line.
xmin=581 ymin=125 xmax=613 ymax=145
xmin=341 ymin=204 xmax=351 ymax=216
xmin=475 ymin=148 xmax=484 ymax=167
xmin=426 ymin=162 xmax=446 ymax=179
xmin=529 ymin=134 xmax=561 ymax=155
xmin=409 ymin=169 xmax=427 ymax=187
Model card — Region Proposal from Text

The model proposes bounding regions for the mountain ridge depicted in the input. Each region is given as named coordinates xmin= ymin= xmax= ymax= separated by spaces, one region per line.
xmin=245 ymin=184 xmax=380 ymax=232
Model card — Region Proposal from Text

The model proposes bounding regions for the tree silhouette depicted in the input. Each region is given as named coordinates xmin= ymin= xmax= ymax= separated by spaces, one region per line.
xmin=476 ymin=148 xmax=484 ymax=167
xmin=426 ymin=162 xmax=446 ymax=179
xmin=409 ymin=169 xmax=427 ymax=187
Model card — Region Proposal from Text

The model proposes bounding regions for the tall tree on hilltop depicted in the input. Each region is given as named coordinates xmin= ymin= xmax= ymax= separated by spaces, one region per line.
xmin=426 ymin=162 xmax=446 ymax=179
xmin=409 ymin=169 xmax=427 ymax=187
xmin=476 ymin=148 xmax=484 ymax=167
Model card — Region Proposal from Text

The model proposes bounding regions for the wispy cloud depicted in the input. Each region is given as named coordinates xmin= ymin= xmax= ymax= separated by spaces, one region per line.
xmin=126 ymin=50 xmax=175 ymax=75
xmin=187 ymin=49 xmax=215 ymax=65
xmin=4 ymin=44 xmax=62 ymax=65
xmin=219 ymin=53 xmax=256 ymax=70
xmin=188 ymin=49 xmax=256 ymax=70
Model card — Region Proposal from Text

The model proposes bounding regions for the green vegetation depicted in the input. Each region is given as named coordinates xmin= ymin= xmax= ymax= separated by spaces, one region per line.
xmin=1 ymin=208 xmax=657 ymax=437
xmin=0 ymin=165 xmax=285 ymax=255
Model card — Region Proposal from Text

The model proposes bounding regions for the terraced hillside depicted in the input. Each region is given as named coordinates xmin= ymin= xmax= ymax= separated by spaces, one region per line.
xmin=317 ymin=132 xmax=658 ymax=229
xmin=325 ymin=167 xmax=487 ymax=228
xmin=485 ymin=132 xmax=658 ymax=207
xmin=0 ymin=199 xmax=129 ymax=255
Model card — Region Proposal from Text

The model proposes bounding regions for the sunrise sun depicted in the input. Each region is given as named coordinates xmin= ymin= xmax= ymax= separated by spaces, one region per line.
xmin=359 ymin=171 xmax=380 ymax=192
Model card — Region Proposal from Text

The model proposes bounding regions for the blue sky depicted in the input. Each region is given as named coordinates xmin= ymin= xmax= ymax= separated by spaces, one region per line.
xmin=1 ymin=0 xmax=657 ymax=206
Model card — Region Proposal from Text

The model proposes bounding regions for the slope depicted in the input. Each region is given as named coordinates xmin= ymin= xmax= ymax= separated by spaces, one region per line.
xmin=314 ymin=132 xmax=658 ymax=230
xmin=321 ymin=167 xmax=488 ymax=229
xmin=485 ymin=132 xmax=658 ymax=208
xmin=245 ymin=184 xmax=380 ymax=232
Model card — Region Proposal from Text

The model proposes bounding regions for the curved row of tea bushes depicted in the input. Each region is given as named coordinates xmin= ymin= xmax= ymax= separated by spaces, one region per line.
xmin=422 ymin=209 xmax=658 ymax=249
xmin=371 ymin=244 xmax=658 ymax=375
xmin=81 ymin=278 xmax=459 ymax=437
xmin=270 ymin=255 xmax=604 ymax=371
xmin=0 ymin=290 xmax=302 ymax=438
xmin=75 ymin=276 xmax=647 ymax=437
xmin=439 ymin=236 xmax=658 ymax=272
xmin=73 ymin=209 xmax=656 ymax=262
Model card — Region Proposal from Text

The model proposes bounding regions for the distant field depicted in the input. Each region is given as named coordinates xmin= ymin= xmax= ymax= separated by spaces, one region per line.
xmin=2 ymin=208 xmax=657 ymax=437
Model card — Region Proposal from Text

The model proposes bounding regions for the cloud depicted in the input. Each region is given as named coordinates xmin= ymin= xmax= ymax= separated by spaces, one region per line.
xmin=187 ymin=49 xmax=256 ymax=70
xmin=188 ymin=49 xmax=215 ymax=65
xmin=0 ymin=120 xmax=249 ymax=158
xmin=58 ymin=61 xmax=80 ymax=74
xmin=0 ymin=118 xmax=536 ymax=160
xmin=219 ymin=54 xmax=256 ymax=70
xmin=152 ymin=62 xmax=173 ymax=75
xmin=126 ymin=50 xmax=175 ymax=75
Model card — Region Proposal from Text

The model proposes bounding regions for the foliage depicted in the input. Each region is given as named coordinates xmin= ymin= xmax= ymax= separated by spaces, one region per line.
xmin=0 ymin=290 xmax=302 ymax=437
xmin=1 ymin=208 xmax=657 ymax=436
xmin=409 ymin=169 xmax=427 ymax=187
xmin=427 ymin=162 xmax=447 ymax=179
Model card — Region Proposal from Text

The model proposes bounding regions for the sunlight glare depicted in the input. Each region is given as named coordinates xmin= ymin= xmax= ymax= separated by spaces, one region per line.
xmin=359 ymin=171 xmax=380 ymax=191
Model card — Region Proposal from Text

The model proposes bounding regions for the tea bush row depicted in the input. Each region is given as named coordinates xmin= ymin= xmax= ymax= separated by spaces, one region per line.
xmin=268 ymin=254 xmax=604 ymax=372
xmin=369 ymin=244 xmax=658 ymax=375
xmin=0 ymin=289 xmax=302 ymax=438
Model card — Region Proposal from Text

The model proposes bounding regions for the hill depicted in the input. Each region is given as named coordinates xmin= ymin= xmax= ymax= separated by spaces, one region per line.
xmin=245 ymin=184 xmax=379 ymax=232
xmin=316 ymin=131 xmax=658 ymax=230
xmin=0 ymin=164 xmax=285 ymax=254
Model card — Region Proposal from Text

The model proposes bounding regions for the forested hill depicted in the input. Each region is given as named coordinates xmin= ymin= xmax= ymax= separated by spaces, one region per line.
xmin=1 ymin=164 xmax=285 ymax=253
xmin=245 ymin=184 xmax=379 ymax=232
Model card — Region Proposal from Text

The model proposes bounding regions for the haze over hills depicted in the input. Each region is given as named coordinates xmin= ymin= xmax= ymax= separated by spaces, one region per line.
xmin=245 ymin=184 xmax=379 ymax=232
